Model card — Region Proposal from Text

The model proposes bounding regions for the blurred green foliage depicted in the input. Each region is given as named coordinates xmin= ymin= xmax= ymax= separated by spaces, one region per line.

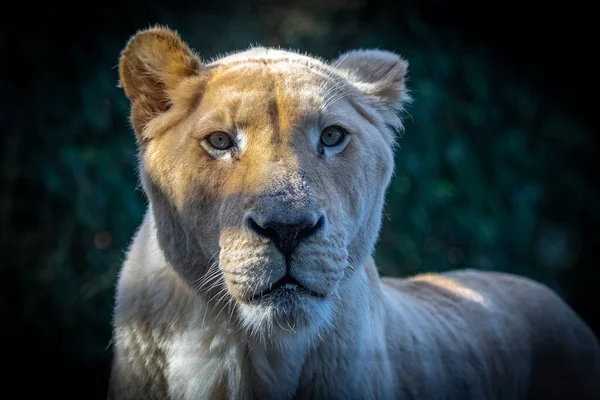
xmin=1 ymin=0 xmax=598 ymax=396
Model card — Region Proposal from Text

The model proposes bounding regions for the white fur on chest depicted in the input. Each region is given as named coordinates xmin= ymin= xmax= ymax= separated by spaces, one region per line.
xmin=166 ymin=322 xmax=244 ymax=400
xmin=166 ymin=315 xmax=317 ymax=400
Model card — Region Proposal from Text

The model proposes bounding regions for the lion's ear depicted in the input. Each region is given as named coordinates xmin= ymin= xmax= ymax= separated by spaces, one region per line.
xmin=331 ymin=50 xmax=410 ymax=113
xmin=119 ymin=26 xmax=202 ymax=139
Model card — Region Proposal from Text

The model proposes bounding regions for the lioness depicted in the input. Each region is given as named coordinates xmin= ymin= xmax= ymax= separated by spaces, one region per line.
xmin=108 ymin=26 xmax=600 ymax=400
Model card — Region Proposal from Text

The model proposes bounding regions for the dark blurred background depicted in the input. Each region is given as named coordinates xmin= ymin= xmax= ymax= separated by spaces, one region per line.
xmin=1 ymin=0 xmax=598 ymax=398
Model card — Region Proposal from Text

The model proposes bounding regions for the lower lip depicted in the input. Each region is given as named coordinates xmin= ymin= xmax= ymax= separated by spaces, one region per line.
xmin=280 ymin=283 xmax=299 ymax=290
xmin=249 ymin=284 xmax=321 ymax=302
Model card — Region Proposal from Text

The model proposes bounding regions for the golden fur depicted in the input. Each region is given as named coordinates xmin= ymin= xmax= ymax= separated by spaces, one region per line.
xmin=108 ymin=26 xmax=600 ymax=399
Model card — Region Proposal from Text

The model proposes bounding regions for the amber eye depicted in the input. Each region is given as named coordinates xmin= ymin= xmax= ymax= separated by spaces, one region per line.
xmin=320 ymin=126 xmax=348 ymax=147
xmin=207 ymin=131 xmax=234 ymax=150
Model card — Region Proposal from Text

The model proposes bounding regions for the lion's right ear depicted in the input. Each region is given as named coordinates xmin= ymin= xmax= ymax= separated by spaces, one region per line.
xmin=119 ymin=26 xmax=202 ymax=140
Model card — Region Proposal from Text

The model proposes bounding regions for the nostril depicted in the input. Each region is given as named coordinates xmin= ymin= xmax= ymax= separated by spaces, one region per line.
xmin=297 ymin=215 xmax=325 ymax=241
xmin=246 ymin=216 xmax=280 ymax=242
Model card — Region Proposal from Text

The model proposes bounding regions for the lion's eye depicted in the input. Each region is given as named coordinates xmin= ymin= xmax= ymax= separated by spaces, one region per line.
xmin=207 ymin=131 xmax=234 ymax=150
xmin=320 ymin=126 xmax=348 ymax=147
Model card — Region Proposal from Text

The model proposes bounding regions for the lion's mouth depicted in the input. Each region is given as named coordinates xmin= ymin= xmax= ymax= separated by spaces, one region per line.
xmin=249 ymin=273 xmax=323 ymax=302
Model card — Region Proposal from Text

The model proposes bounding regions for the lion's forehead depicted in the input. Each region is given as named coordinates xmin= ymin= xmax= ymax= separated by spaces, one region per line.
xmin=198 ymin=59 xmax=347 ymax=142
xmin=206 ymin=49 xmax=344 ymax=102
xmin=207 ymin=66 xmax=336 ymax=100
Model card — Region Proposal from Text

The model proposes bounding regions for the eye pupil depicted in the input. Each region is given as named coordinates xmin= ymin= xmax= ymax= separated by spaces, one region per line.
xmin=320 ymin=126 xmax=347 ymax=147
xmin=207 ymin=132 xmax=233 ymax=150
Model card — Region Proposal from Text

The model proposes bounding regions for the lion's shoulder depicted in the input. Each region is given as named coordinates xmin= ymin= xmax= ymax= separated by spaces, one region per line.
xmin=381 ymin=268 xmax=595 ymax=348
xmin=385 ymin=271 xmax=599 ymax=367
xmin=381 ymin=270 xmax=600 ymax=397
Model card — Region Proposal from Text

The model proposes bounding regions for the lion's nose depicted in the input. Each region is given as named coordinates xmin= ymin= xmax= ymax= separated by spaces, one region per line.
xmin=245 ymin=213 xmax=325 ymax=256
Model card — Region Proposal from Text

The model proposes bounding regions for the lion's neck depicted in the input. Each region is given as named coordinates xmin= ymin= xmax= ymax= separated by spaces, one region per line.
xmin=165 ymin=263 xmax=389 ymax=399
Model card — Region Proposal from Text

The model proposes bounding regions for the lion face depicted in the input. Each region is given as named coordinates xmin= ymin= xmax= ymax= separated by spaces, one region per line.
xmin=119 ymin=28 xmax=409 ymax=340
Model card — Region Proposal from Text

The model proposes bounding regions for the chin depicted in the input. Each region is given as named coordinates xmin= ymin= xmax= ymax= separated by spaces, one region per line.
xmin=237 ymin=287 xmax=334 ymax=346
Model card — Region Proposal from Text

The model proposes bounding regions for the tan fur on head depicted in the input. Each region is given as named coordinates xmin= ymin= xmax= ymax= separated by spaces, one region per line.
xmin=109 ymin=27 xmax=600 ymax=400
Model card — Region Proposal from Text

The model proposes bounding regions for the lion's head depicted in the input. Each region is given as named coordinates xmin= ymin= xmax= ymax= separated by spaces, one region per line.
xmin=119 ymin=27 xmax=409 ymax=341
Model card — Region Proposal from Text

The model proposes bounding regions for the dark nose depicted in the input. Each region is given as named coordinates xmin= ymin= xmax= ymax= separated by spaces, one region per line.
xmin=246 ymin=213 xmax=325 ymax=256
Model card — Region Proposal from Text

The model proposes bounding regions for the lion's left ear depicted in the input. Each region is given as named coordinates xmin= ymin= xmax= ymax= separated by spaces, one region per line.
xmin=330 ymin=50 xmax=410 ymax=112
